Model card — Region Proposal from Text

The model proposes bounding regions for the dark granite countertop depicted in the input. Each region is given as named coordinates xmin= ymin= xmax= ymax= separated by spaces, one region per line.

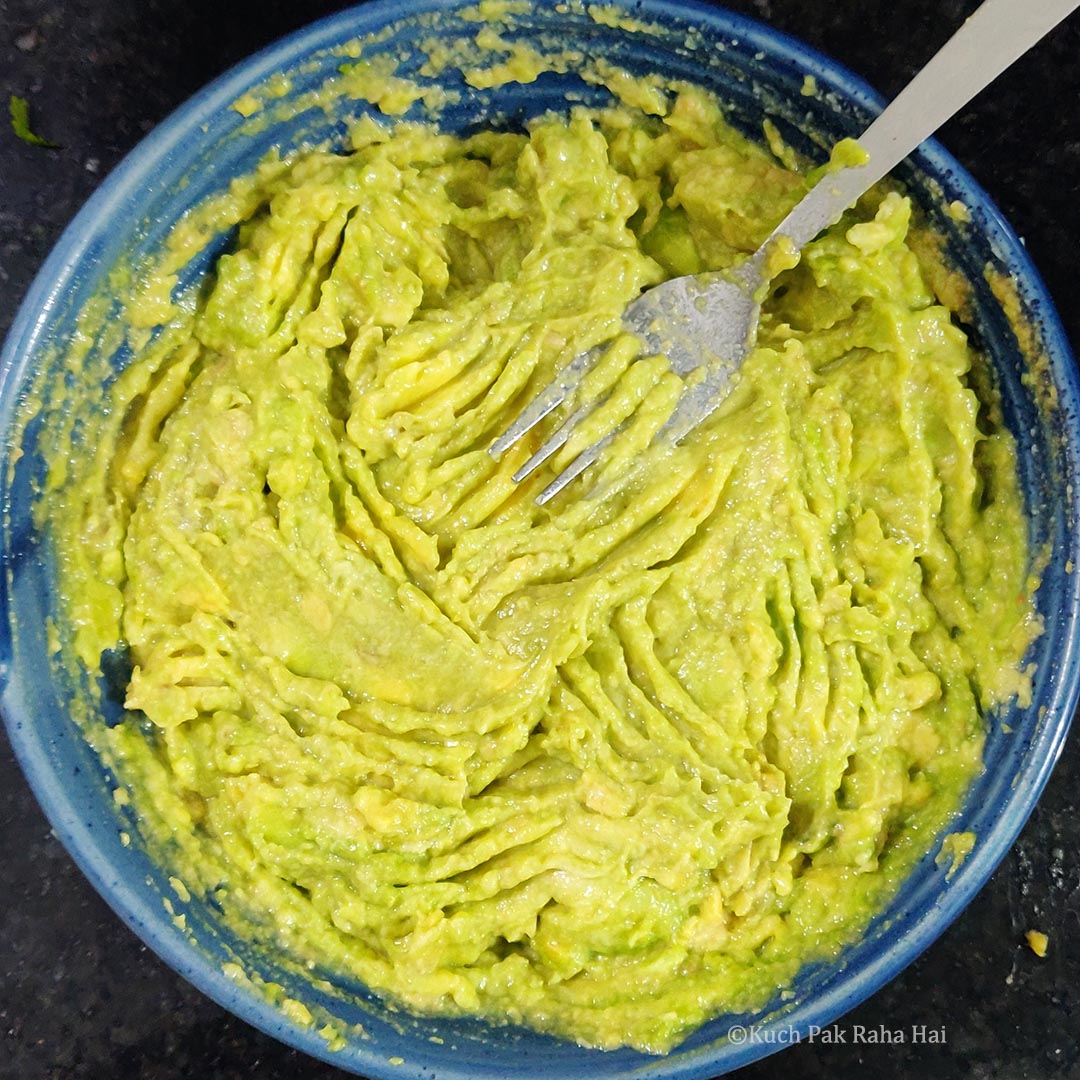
xmin=2 ymin=2 xmax=1079 ymax=1077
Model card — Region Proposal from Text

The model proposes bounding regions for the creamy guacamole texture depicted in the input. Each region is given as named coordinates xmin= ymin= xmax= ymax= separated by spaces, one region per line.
xmin=48 ymin=81 xmax=1039 ymax=1051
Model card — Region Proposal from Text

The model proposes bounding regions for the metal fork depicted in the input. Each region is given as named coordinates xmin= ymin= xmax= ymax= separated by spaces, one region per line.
xmin=490 ymin=0 xmax=1077 ymax=504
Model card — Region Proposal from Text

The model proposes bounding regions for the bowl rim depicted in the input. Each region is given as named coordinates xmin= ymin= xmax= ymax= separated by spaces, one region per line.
xmin=2 ymin=0 xmax=1079 ymax=1077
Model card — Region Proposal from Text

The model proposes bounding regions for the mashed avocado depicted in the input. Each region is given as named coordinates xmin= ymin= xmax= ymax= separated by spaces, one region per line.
xmin=47 ymin=84 xmax=1038 ymax=1052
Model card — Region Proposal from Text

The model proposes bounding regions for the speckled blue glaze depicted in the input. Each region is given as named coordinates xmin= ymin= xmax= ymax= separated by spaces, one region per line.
xmin=1 ymin=2 xmax=1078 ymax=1077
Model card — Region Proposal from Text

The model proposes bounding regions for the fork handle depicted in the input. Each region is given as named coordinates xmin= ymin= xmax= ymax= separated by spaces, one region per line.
xmin=758 ymin=0 xmax=1078 ymax=259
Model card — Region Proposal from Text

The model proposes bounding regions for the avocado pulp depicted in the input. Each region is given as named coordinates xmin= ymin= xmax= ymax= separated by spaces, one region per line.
xmin=46 ymin=86 xmax=1039 ymax=1052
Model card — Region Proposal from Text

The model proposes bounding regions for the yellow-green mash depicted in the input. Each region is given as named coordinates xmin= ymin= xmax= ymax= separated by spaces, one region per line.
xmin=47 ymin=83 xmax=1038 ymax=1051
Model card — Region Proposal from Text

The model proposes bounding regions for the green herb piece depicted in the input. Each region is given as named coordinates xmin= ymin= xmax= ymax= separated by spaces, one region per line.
xmin=9 ymin=94 xmax=58 ymax=148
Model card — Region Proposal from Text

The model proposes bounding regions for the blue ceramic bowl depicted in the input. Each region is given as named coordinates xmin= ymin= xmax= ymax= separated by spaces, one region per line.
xmin=2 ymin=2 xmax=1078 ymax=1076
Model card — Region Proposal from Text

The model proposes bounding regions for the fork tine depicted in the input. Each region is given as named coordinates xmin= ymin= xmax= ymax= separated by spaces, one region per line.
xmin=489 ymin=344 xmax=602 ymax=459
xmin=536 ymin=429 xmax=616 ymax=505
xmin=512 ymin=403 xmax=588 ymax=483
xmin=657 ymin=350 xmax=746 ymax=448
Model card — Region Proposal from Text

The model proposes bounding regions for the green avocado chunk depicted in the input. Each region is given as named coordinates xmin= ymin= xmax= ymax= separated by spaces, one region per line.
xmin=9 ymin=94 xmax=58 ymax=147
